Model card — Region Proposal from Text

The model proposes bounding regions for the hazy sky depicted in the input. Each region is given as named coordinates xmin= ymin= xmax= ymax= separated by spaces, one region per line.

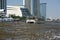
xmin=7 ymin=0 xmax=60 ymax=19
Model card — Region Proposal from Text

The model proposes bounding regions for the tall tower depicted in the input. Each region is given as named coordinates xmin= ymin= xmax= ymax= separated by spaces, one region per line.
xmin=0 ymin=0 xmax=6 ymax=17
xmin=23 ymin=0 xmax=25 ymax=6
xmin=31 ymin=0 xmax=40 ymax=17
xmin=40 ymin=3 xmax=46 ymax=20
xmin=24 ymin=0 xmax=31 ymax=12
xmin=23 ymin=0 xmax=40 ymax=17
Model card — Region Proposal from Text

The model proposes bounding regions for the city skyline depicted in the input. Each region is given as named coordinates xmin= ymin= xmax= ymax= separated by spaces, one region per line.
xmin=7 ymin=0 xmax=60 ymax=19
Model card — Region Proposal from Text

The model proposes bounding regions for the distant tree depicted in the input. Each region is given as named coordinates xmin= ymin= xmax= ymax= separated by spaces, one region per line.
xmin=10 ymin=14 xmax=20 ymax=19
xmin=10 ymin=14 xmax=26 ymax=21
xmin=47 ymin=18 xmax=50 ymax=20
xmin=38 ymin=16 xmax=45 ymax=21
xmin=41 ymin=16 xmax=45 ymax=21
xmin=55 ymin=19 xmax=60 ymax=22
xmin=0 ymin=16 xmax=2 ymax=18
xmin=20 ymin=16 xmax=26 ymax=20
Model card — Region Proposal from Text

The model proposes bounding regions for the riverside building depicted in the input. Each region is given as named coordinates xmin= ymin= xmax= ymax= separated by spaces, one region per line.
xmin=0 ymin=0 xmax=6 ymax=17
xmin=40 ymin=3 xmax=46 ymax=20
xmin=6 ymin=5 xmax=31 ymax=17
xmin=23 ymin=0 xmax=40 ymax=17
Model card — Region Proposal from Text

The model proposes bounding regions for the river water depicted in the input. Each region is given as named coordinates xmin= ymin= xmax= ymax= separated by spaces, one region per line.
xmin=0 ymin=22 xmax=60 ymax=40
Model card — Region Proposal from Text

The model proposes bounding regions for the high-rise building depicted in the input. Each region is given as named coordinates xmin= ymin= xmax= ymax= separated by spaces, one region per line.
xmin=24 ymin=0 xmax=31 ymax=11
xmin=7 ymin=5 xmax=31 ymax=17
xmin=31 ymin=0 xmax=40 ymax=17
xmin=0 ymin=0 xmax=6 ymax=17
xmin=40 ymin=3 xmax=46 ymax=20
xmin=23 ymin=0 xmax=40 ymax=17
